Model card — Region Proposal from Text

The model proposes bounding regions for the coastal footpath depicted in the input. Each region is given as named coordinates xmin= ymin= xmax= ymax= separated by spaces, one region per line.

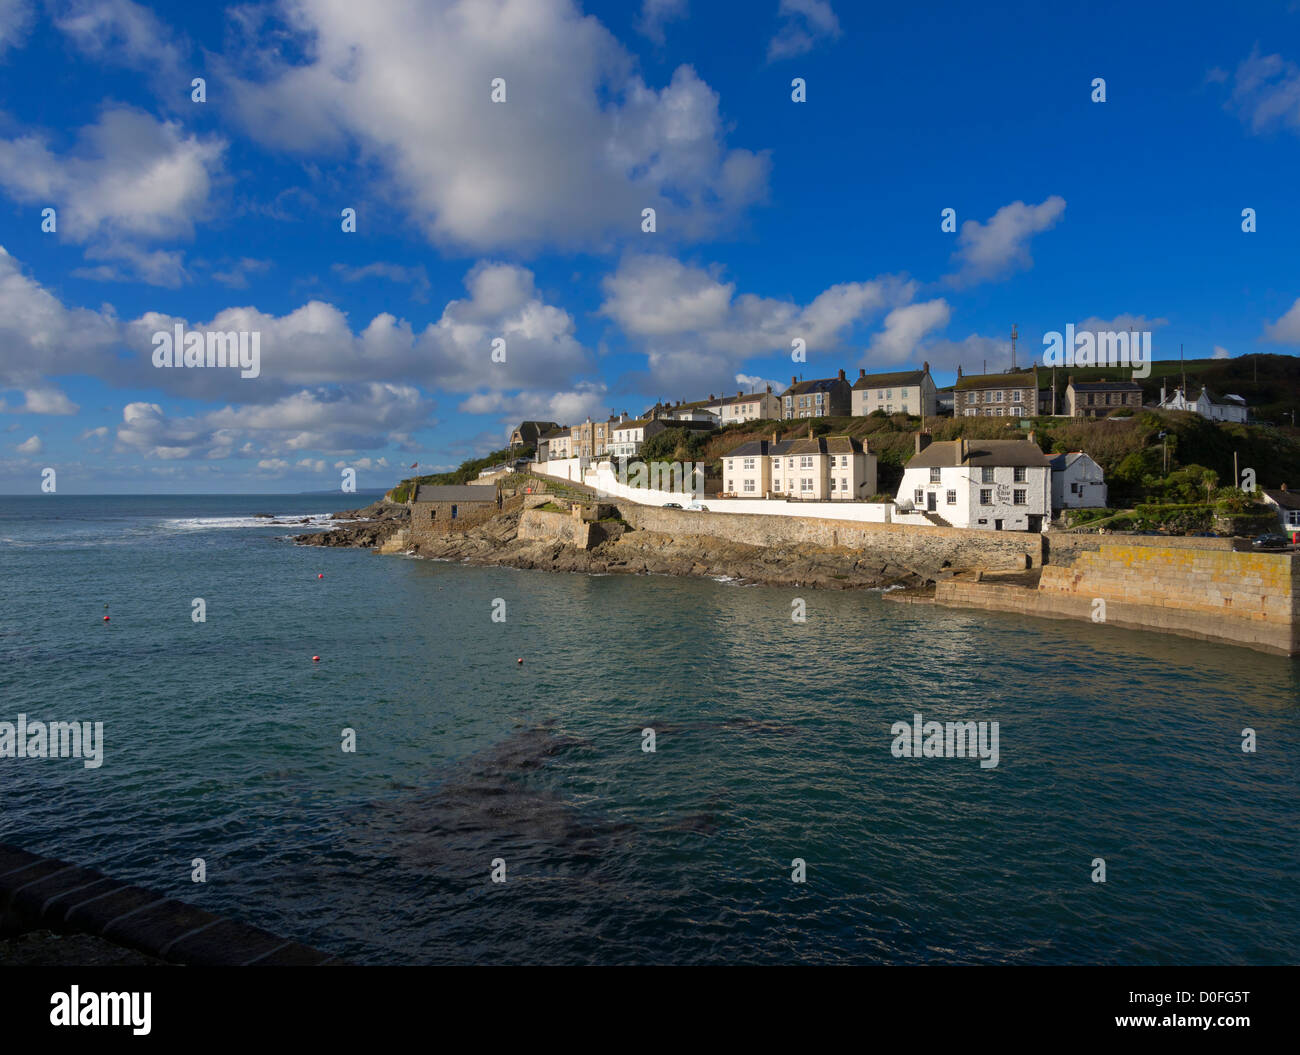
xmin=297 ymin=494 xmax=1300 ymax=656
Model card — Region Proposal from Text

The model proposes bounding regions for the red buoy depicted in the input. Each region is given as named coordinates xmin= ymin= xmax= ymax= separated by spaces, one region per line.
xmin=317 ymin=573 xmax=324 ymax=579
xmin=312 ymin=655 xmax=320 ymax=662
xmin=103 ymin=615 xmax=110 ymax=622
xmin=517 ymin=657 xmax=523 ymax=664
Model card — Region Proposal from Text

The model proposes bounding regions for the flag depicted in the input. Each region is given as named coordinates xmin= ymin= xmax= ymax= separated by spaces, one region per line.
xmin=409 ymin=462 xmax=418 ymax=469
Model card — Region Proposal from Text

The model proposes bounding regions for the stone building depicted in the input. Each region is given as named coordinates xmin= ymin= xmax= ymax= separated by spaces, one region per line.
xmin=780 ymin=370 xmax=853 ymax=419
xmin=898 ymin=434 xmax=1051 ymax=531
xmin=407 ymin=484 xmax=501 ymax=545
xmin=954 ymin=367 xmax=1043 ymax=418
xmin=1064 ymin=378 xmax=1143 ymax=417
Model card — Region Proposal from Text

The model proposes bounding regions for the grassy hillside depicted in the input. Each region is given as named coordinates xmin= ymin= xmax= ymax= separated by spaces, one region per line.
xmin=386 ymin=445 xmax=526 ymax=502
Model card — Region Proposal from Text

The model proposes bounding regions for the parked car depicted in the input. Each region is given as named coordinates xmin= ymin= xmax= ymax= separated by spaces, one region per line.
xmin=685 ymin=502 xmax=710 ymax=512
xmin=1251 ymin=534 xmax=1290 ymax=551
xmin=663 ymin=502 xmax=682 ymax=509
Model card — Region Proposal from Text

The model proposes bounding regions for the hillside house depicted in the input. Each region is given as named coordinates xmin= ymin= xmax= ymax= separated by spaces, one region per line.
xmin=954 ymin=368 xmax=1044 ymax=418
xmin=722 ymin=431 xmax=877 ymax=500
xmin=1064 ymin=378 xmax=1143 ymax=418
xmin=781 ymin=370 xmax=853 ymax=419
xmin=1155 ymin=384 xmax=1248 ymax=423
xmin=1050 ymin=452 xmax=1108 ymax=510
xmin=850 ymin=364 xmax=938 ymax=417
xmin=898 ymin=435 xmax=1051 ymax=531
xmin=1261 ymin=487 xmax=1300 ymax=534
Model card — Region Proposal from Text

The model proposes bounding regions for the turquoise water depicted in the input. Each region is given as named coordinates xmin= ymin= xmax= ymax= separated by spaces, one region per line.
xmin=1 ymin=494 xmax=1298 ymax=964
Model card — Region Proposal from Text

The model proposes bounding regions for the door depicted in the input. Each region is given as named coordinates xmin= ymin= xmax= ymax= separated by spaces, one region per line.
xmin=994 ymin=519 xmax=1003 ymax=531
xmin=926 ymin=492 xmax=937 ymax=512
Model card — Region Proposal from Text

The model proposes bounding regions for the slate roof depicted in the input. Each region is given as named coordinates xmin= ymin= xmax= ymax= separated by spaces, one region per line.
xmin=851 ymin=369 xmax=927 ymax=390
xmin=1068 ymin=380 xmax=1142 ymax=392
xmin=725 ymin=435 xmax=864 ymax=458
xmin=1262 ymin=488 xmax=1300 ymax=511
xmin=954 ymin=371 xmax=1037 ymax=392
xmin=907 ymin=439 xmax=1051 ymax=468
xmin=783 ymin=376 xmax=848 ymax=395
xmin=413 ymin=485 xmax=500 ymax=502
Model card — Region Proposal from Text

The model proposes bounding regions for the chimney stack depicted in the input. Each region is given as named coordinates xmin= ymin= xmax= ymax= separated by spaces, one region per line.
xmin=959 ymin=437 xmax=968 ymax=462
xmin=923 ymin=360 xmax=930 ymax=373
xmin=838 ymin=368 xmax=846 ymax=381
xmin=737 ymin=390 xmax=742 ymax=399
xmin=791 ymin=375 xmax=797 ymax=386
xmin=772 ymin=430 xmax=779 ymax=444
xmin=859 ymin=368 xmax=866 ymax=378
xmin=915 ymin=431 xmax=933 ymax=455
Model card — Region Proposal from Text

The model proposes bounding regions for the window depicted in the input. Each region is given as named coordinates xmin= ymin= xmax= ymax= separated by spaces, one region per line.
xmin=430 ymin=509 xmax=436 ymax=520
xmin=727 ymin=479 xmax=733 ymax=491
xmin=801 ymin=478 xmax=813 ymax=492
xmin=785 ymin=396 xmax=792 ymax=406
xmin=901 ymin=388 xmax=908 ymax=397
xmin=800 ymin=456 xmax=813 ymax=469
xmin=451 ymin=505 xmax=458 ymax=519
xmin=929 ymin=468 xmax=941 ymax=483
xmin=841 ymin=455 xmax=849 ymax=467
xmin=1013 ymin=489 xmax=1027 ymax=505
xmin=980 ymin=488 xmax=992 ymax=505
xmin=1013 ymin=466 xmax=1027 ymax=483
xmin=743 ymin=457 xmax=755 ymax=470
xmin=1012 ymin=390 xmax=1022 ymax=403
xmin=727 ymin=459 xmax=733 ymax=470
xmin=829 ymin=478 xmax=836 ymax=491
xmin=840 ymin=478 xmax=848 ymax=491
xmin=885 ymin=389 xmax=892 ymax=398
xmin=744 ymin=479 xmax=755 ymax=493
xmin=981 ymin=467 xmax=994 ymax=483
xmin=774 ymin=479 xmax=782 ymax=491
xmin=914 ymin=489 xmax=924 ymax=505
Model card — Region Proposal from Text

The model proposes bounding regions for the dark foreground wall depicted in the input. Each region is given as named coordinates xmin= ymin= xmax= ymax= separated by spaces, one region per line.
xmin=0 ymin=843 xmax=338 ymax=966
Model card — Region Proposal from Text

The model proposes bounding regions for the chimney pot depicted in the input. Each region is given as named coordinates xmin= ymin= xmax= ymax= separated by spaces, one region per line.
xmin=838 ymin=368 xmax=846 ymax=381
xmin=791 ymin=375 xmax=797 ymax=386
xmin=859 ymin=368 xmax=866 ymax=377
xmin=923 ymin=360 xmax=929 ymax=373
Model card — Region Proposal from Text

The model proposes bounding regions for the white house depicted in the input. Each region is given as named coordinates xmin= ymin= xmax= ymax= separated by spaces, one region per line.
xmin=1261 ymin=488 xmax=1300 ymax=535
xmin=897 ymin=435 xmax=1051 ymax=531
xmin=850 ymin=364 xmax=938 ymax=417
xmin=1049 ymin=452 xmax=1108 ymax=510
xmin=1156 ymin=384 xmax=1248 ymax=423
xmin=710 ymin=387 xmax=782 ymax=424
xmin=722 ymin=432 xmax=877 ymax=500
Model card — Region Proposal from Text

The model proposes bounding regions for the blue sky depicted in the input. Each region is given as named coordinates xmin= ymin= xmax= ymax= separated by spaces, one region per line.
xmin=1 ymin=0 xmax=1298 ymax=493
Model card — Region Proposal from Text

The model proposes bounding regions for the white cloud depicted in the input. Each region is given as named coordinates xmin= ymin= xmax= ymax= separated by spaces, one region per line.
xmin=458 ymin=382 xmax=609 ymax=426
xmin=865 ymin=299 xmax=951 ymax=364
xmin=636 ymin=0 xmax=687 ymax=44
xmin=599 ymin=253 xmax=913 ymax=394
xmin=221 ymin=0 xmax=768 ymax=251
xmin=1222 ymin=46 xmax=1300 ymax=135
xmin=947 ymin=196 xmax=1066 ymax=286
xmin=53 ymin=0 xmax=187 ymax=83
xmin=768 ymin=0 xmax=841 ymax=61
xmin=1213 ymin=345 xmax=1231 ymax=359
xmin=332 ymin=261 xmax=431 ymax=302
xmin=1264 ymin=298 xmax=1300 ymax=343
xmin=0 ymin=0 xmax=33 ymax=56
xmin=16 ymin=434 xmax=42 ymax=453
xmin=7 ymin=386 xmax=80 ymax=414
xmin=0 ymin=107 xmax=225 ymax=245
xmin=211 ymin=258 xmax=272 ymax=289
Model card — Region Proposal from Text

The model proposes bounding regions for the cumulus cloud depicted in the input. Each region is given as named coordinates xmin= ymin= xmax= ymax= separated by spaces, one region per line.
xmin=1263 ymin=298 xmax=1300 ymax=343
xmin=864 ymin=299 xmax=951 ymax=365
xmin=1213 ymin=345 xmax=1231 ymax=359
xmin=220 ymin=0 xmax=768 ymax=251
xmin=947 ymin=196 xmax=1066 ymax=286
xmin=4 ymin=386 xmax=79 ymax=414
xmin=16 ymin=434 xmax=42 ymax=453
xmin=768 ymin=0 xmax=841 ymax=61
xmin=458 ymin=381 xmax=610 ymax=426
xmin=0 ymin=107 xmax=224 ymax=244
xmin=114 ymin=384 xmax=433 ymax=462
xmin=1220 ymin=46 xmax=1300 ymax=135
xmin=599 ymin=253 xmax=914 ymax=394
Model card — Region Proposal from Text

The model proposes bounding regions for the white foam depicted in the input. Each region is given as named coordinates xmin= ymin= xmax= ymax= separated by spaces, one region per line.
xmin=166 ymin=514 xmax=342 ymax=530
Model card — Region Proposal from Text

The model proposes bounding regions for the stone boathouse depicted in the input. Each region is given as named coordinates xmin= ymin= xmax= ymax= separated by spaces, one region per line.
xmin=408 ymin=484 xmax=501 ymax=545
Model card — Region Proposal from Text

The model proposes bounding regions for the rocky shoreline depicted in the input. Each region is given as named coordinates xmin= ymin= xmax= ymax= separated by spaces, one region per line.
xmin=293 ymin=501 xmax=929 ymax=590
